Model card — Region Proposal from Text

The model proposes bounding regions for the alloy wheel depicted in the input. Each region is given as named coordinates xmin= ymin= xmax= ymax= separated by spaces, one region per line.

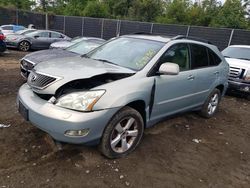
xmin=207 ymin=93 xmax=219 ymax=115
xmin=110 ymin=117 xmax=139 ymax=153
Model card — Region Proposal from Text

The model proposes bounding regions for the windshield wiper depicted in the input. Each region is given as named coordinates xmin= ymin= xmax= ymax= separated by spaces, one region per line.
xmin=81 ymin=54 xmax=89 ymax=58
xmin=224 ymin=55 xmax=231 ymax=58
xmin=93 ymin=58 xmax=118 ymax=66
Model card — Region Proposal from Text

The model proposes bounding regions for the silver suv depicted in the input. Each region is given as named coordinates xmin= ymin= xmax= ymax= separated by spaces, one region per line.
xmin=18 ymin=35 xmax=229 ymax=158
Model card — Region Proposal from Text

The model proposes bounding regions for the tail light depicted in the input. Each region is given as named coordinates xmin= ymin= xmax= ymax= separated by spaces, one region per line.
xmin=0 ymin=34 xmax=5 ymax=40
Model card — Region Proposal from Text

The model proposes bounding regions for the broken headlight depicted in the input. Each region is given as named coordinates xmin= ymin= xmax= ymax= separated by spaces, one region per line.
xmin=244 ymin=70 xmax=250 ymax=81
xmin=55 ymin=90 xmax=105 ymax=112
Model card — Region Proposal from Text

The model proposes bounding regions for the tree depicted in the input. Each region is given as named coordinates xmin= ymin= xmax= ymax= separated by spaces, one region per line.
xmin=128 ymin=0 xmax=164 ymax=22
xmin=103 ymin=0 xmax=133 ymax=18
xmin=156 ymin=0 xmax=191 ymax=24
xmin=63 ymin=0 xmax=88 ymax=16
xmin=83 ymin=1 xmax=110 ymax=18
xmin=0 ymin=0 xmax=35 ymax=10
xmin=211 ymin=0 xmax=248 ymax=29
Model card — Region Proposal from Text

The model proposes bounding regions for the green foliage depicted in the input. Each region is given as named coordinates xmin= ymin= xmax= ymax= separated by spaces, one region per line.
xmin=0 ymin=0 xmax=35 ymax=10
xmin=211 ymin=0 xmax=248 ymax=29
xmin=82 ymin=1 xmax=109 ymax=18
xmin=0 ymin=0 xmax=249 ymax=29
xmin=128 ymin=0 xmax=164 ymax=22
xmin=104 ymin=0 xmax=132 ymax=18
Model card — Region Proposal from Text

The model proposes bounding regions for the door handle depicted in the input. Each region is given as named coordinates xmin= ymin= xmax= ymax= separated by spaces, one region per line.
xmin=187 ymin=75 xmax=195 ymax=80
xmin=214 ymin=71 xmax=219 ymax=75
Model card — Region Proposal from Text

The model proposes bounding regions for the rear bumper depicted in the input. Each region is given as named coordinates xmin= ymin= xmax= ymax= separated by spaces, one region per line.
xmin=228 ymin=80 xmax=250 ymax=93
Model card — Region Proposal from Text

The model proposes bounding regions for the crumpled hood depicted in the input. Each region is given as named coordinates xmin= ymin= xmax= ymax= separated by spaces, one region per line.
xmin=225 ymin=57 xmax=250 ymax=70
xmin=23 ymin=49 xmax=77 ymax=64
xmin=31 ymin=56 xmax=135 ymax=94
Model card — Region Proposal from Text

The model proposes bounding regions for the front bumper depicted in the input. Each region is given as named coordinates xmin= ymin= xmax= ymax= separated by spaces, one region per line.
xmin=5 ymin=41 xmax=18 ymax=48
xmin=17 ymin=84 xmax=119 ymax=145
xmin=0 ymin=41 xmax=6 ymax=52
xmin=228 ymin=80 xmax=250 ymax=93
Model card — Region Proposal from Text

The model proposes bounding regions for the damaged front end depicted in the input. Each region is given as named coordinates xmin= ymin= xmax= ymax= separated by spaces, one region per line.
xmin=27 ymin=69 xmax=134 ymax=112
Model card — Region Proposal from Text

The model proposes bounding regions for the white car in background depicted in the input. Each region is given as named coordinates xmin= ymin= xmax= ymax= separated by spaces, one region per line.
xmin=0 ymin=24 xmax=26 ymax=35
xmin=222 ymin=45 xmax=250 ymax=94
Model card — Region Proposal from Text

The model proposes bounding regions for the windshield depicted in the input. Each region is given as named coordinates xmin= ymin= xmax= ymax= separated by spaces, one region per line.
xmin=222 ymin=47 xmax=250 ymax=61
xmin=66 ymin=40 xmax=103 ymax=55
xmin=86 ymin=37 xmax=165 ymax=71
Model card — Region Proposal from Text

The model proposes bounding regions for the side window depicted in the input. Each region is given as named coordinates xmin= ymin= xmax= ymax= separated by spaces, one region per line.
xmin=51 ymin=32 xmax=63 ymax=38
xmin=190 ymin=44 xmax=209 ymax=69
xmin=2 ymin=26 xmax=13 ymax=30
xmin=158 ymin=43 xmax=190 ymax=71
xmin=208 ymin=49 xmax=222 ymax=66
xmin=38 ymin=32 xmax=49 ymax=38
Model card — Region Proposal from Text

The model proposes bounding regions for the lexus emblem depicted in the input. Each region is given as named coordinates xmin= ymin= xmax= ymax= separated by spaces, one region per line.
xmin=31 ymin=74 xmax=37 ymax=82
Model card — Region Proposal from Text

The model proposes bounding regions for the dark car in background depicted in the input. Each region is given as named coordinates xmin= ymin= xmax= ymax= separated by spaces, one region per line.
xmin=5 ymin=30 xmax=70 ymax=51
xmin=0 ymin=30 xmax=6 ymax=54
xmin=20 ymin=37 xmax=106 ymax=78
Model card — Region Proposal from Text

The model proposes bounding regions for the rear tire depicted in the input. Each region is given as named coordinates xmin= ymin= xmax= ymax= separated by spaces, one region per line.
xmin=199 ymin=88 xmax=221 ymax=118
xmin=18 ymin=41 xmax=31 ymax=51
xmin=100 ymin=106 xmax=144 ymax=159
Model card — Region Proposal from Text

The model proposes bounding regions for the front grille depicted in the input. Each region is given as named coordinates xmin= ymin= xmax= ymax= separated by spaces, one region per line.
xmin=21 ymin=59 xmax=34 ymax=70
xmin=28 ymin=71 xmax=57 ymax=89
xmin=229 ymin=66 xmax=245 ymax=79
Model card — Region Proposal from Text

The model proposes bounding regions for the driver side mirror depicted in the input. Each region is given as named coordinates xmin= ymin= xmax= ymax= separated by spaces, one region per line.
xmin=34 ymin=35 xmax=39 ymax=38
xmin=158 ymin=63 xmax=180 ymax=75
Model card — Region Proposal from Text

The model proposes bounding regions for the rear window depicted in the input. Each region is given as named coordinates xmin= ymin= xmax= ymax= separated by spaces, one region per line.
xmin=190 ymin=44 xmax=209 ymax=69
xmin=51 ymin=32 xmax=63 ymax=38
xmin=222 ymin=47 xmax=250 ymax=61
xmin=208 ymin=49 xmax=221 ymax=66
xmin=2 ymin=26 xmax=13 ymax=30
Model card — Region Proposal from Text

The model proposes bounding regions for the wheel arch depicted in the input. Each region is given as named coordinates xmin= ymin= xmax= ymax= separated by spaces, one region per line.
xmin=125 ymin=100 xmax=146 ymax=127
xmin=215 ymin=84 xmax=224 ymax=95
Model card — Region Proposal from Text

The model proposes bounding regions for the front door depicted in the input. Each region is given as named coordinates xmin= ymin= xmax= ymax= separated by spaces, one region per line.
xmin=151 ymin=43 xmax=199 ymax=121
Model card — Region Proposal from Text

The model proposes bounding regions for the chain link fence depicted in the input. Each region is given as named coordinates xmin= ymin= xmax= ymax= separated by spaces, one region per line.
xmin=1 ymin=7 xmax=250 ymax=50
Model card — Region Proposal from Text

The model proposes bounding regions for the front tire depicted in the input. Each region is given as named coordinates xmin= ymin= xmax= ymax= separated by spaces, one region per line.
xmin=18 ymin=41 xmax=31 ymax=51
xmin=199 ymin=88 xmax=221 ymax=118
xmin=100 ymin=106 xmax=144 ymax=159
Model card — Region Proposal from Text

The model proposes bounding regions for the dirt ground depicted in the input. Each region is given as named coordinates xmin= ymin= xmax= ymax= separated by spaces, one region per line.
xmin=0 ymin=50 xmax=249 ymax=188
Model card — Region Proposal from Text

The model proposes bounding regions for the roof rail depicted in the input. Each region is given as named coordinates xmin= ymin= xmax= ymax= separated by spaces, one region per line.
xmin=172 ymin=35 xmax=213 ymax=44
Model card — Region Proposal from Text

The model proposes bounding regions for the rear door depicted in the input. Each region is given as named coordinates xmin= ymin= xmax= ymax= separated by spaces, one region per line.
xmin=50 ymin=32 xmax=65 ymax=43
xmin=189 ymin=44 xmax=220 ymax=103
xmin=33 ymin=31 xmax=51 ymax=49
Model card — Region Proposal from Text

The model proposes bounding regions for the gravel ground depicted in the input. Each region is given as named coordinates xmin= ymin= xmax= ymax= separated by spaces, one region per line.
xmin=0 ymin=50 xmax=250 ymax=188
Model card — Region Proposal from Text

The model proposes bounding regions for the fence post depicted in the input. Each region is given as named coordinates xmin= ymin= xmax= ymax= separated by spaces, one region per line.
xmin=45 ymin=13 xmax=48 ymax=30
xmin=150 ymin=23 xmax=154 ymax=33
xmin=16 ymin=9 xmax=18 ymax=25
xmin=116 ymin=20 xmax=121 ymax=36
xmin=186 ymin=25 xmax=190 ymax=37
xmin=101 ymin=18 xmax=104 ymax=39
xmin=81 ymin=17 xmax=84 ymax=36
xmin=228 ymin=29 xmax=234 ymax=46
xmin=63 ymin=16 xmax=66 ymax=34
